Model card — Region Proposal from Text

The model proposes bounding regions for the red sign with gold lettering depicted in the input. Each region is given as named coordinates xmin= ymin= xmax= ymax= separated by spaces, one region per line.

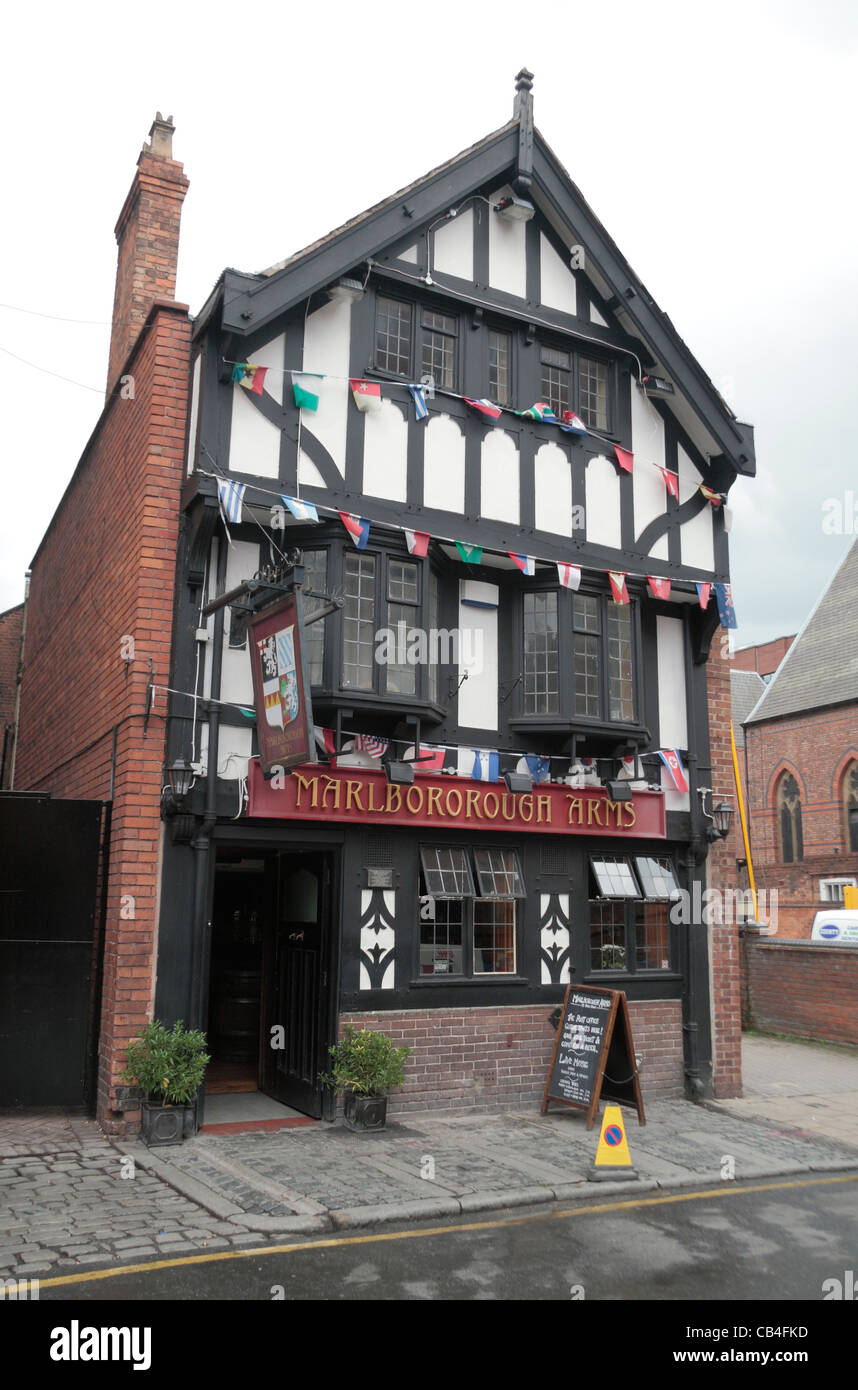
xmin=247 ymin=761 xmax=666 ymax=838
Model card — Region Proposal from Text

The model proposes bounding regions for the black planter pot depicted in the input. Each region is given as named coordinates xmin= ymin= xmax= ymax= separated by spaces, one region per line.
xmin=183 ymin=1101 xmax=197 ymax=1139
xmin=343 ymin=1091 xmax=388 ymax=1133
xmin=140 ymin=1101 xmax=184 ymax=1147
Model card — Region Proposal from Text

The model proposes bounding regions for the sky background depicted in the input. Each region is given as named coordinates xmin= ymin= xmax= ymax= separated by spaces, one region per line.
xmin=2 ymin=0 xmax=856 ymax=646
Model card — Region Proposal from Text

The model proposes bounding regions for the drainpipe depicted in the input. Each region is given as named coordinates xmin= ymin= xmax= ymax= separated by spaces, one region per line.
xmin=8 ymin=571 xmax=31 ymax=790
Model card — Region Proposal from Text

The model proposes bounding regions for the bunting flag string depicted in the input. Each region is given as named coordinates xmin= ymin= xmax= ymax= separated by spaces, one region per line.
xmin=614 ymin=445 xmax=634 ymax=474
xmin=657 ymin=749 xmax=689 ymax=794
xmin=647 ymin=576 xmax=671 ymax=600
xmin=699 ymin=483 xmax=726 ymax=507
xmin=560 ymin=410 xmax=588 ymax=435
xmin=455 ymin=542 xmax=483 ymax=565
xmin=714 ymin=582 xmax=737 ymax=629
xmin=231 ymin=362 xmax=268 ymax=395
xmin=508 ymin=552 xmax=536 ymax=576
xmin=350 ymin=379 xmax=382 ymax=413
xmin=403 ymin=528 xmax=430 ymax=557
xmin=464 ymin=397 xmax=503 ymax=421
xmin=655 ymin=463 xmax=679 ymax=498
xmin=518 ymin=401 xmax=556 ymax=422
xmin=339 ymin=512 xmax=371 ymax=549
xmin=408 ymin=384 xmax=429 ymax=421
xmin=292 ymin=380 xmax=319 ymax=411
xmin=696 ymin=581 xmax=711 ymax=610
xmin=608 ymin=571 xmax=629 ymax=605
xmin=217 ymin=479 xmax=246 ymax=543
xmin=557 ymin=562 xmax=582 ymax=590
xmin=280 ymin=494 xmax=319 ymax=523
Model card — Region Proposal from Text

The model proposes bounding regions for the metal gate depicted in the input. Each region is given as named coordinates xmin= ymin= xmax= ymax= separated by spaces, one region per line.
xmin=0 ymin=792 xmax=108 ymax=1108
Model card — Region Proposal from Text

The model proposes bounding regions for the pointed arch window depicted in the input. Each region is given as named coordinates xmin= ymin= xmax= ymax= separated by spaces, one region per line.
xmin=844 ymin=762 xmax=858 ymax=853
xmin=778 ymin=772 xmax=803 ymax=864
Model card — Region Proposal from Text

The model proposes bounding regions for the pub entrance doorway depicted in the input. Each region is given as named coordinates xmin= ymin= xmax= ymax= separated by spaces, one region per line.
xmin=206 ymin=848 xmax=336 ymax=1120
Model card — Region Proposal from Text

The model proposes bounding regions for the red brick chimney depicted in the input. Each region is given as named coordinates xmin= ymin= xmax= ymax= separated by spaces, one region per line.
xmin=106 ymin=113 xmax=189 ymax=393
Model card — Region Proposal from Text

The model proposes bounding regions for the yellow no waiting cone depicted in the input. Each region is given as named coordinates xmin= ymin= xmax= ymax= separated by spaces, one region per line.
xmin=587 ymin=1104 xmax=638 ymax=1182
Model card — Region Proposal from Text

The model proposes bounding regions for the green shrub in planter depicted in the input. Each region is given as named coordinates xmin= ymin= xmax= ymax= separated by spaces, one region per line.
xmin=320 ymin=1026 xmax=411 ymax=1098
xmin=123 ymin=1019 xmax=210 ymax=1106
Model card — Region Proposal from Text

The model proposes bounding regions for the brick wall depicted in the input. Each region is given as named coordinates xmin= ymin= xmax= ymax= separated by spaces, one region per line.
xmin=14 ymin=301 xmax=191 ymax=1132
xmin=732 ymin=635 xmax=794 ymax=679
xmin=742 ymin=938 xmax=858 ymax=1046
xmin=745 ymin=707 xmax=858 ymax=939
xmin=339 ymin=1000 xmax=684 ymax=1115
xmin=0 ymin=603 xmax=24 ymax=787
xmin=706 ymin=626 xmax=744 ymax=1097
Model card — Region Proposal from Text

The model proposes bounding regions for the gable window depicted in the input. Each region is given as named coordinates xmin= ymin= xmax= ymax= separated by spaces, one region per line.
xmin=537 ymin=342 xmax=614 ymax=431
xmin=578 ymin=356 xmax=608 ymax=430
xmin=588 ymin=855 xmax=678 ymax=974
xmin=521 ymin=587 xmax=637 ymax=724
xmin=540 ymin=346 xmax=570 ymax=418
xmin=777 ymin=772 xmax=803 ymax=864
xmin=418 ymin=846 xmax=525 ymax=977
xmin=421 ymin=309 xmax=456 ymax=389
xmin=374 ymin=296 xmax=459 ymax=386
xmin=844 ymin=763 xmax=858 ymax=853
xmin=376 ymin=296 xmax=412 ymax=374
xmin=488 ymin=329 xmax=511 ymax=404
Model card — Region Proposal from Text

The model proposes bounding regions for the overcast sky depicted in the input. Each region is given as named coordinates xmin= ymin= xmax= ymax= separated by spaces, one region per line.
xmin=2 ymin=0 xmax=856 ymax=646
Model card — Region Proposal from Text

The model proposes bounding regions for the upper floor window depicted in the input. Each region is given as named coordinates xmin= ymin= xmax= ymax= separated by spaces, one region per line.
xmin=819 ymin=877 xmax=857 ymax=904
xmin=777 ymin=772 xmax=803 ymax=864
xmin=844 ymin=763 xmax=858 ymax=853
xmin=301 ymin=549 xmax=329 ymax=686
xmin=488 ymin=329 xmax=511 ymax=404
xmin=540 ymin=346 xmax=570 ymax=418
xmin=522 ymin=588 xmax=636 ymax=724
xmin=578 ymin=356 xmax=608 ymax=430
xmin=341 ymin=547 xmax=436 ymax=701
xmin=374 ymin=295 xmax=458 ymax=387
xmin=539 ymin=343 xmax=613 ymax=431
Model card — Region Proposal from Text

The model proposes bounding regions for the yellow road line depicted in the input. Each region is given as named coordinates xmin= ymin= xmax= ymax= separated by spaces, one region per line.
xmin=10 ymin=1172 xmax=858 ymax=1294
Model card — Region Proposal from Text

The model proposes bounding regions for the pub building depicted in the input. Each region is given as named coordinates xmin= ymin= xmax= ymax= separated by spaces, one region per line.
xmin=153 ymin=72 xmax=754 ymax=1126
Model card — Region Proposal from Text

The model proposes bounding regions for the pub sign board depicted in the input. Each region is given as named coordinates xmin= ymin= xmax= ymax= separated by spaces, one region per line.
xmin=248 ymin=593 xmax=316 ymax=775
xmin=541 ymin=984 xmax=646 ymax=1129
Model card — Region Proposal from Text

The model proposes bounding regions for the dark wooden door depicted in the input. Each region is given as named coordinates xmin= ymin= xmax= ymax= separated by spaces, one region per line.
xmin=262 ymin=851 xmax=331 ymax=1117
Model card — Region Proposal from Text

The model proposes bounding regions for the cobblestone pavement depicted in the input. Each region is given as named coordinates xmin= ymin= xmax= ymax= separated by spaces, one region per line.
xmin=2 ymin=1093 xmax=855 ymax=1281
xmin=707 ymin=1034 xmax=858 ymax=1149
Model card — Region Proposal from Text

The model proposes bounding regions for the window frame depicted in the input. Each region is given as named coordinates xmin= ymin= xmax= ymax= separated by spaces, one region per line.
xmin=537 ymin=337 xmax=617 ymax=433
xmin=339 ymin=544 xmax=431 ymax=700
xmin=777 ymin=772 xmax=803 ymax=864
xmin=587 ymin=854 xmax=679 ymax=977
xmin=372 ymin=290 xmax=461 ymax=391
xmin=417 ymin=845 xmax=525 ymax=980
xmin=843 ymin=763 xmax=858 ymax=853
xmin=819 ymin=877 xmax=857 ymax=904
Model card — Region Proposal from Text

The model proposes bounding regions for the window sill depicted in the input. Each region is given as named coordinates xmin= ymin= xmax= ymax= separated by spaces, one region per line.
xmin=311 ymin=690 xmax=446 ymax=726
xmin=409 ymin=975 xmax=529 ymax=988
xmin=507 ymin=716 xmax=650 ymax=744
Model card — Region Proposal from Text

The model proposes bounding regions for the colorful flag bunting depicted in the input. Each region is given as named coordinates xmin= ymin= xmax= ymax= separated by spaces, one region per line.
xmin=523 ymin=754 xmax=551 ymax=784
xmin=559 ymin=410 xmax=588 ymax=435
xmin=657 ymin=749 xmax=689 ymax=795
xmin=508 ymin=552 xmax=535 ymax=576
xmin=410 ymin=745 xmax=448 ymax=774
xmin=408 ymin=384 xmax=429 ymax=421
xmin=647 ymin=576 xmax=671 ymax=600
xmin=353 ymin=733 xmax=389 ymax=759
xmin=715 ymin=582 xmax=737 ymax=629
xmin=455 ymin=542 xmax=483 ymax=565
xmin=655 ymin=464 xmax=679 ymax=499
xmin=699 ymin=484 xmax=725 ymax=507
xmin=232 ymin=362 xmax=268 ymax=395
xmin=464 ymin=397 xmax=502 ymax=421
xmin=350 ymin=379 xmax=382 ymax=413
xmin=314 ymin=726 xmax=338 ymax=763
xmin=614 ymin=445 xmax=634 ymax=474
xmin=293 ymin=381 xmax=319 ymax=411
xmin=557 ymin=562 xmax=582 ymax=591
xmin=280 ymin=494 xmax=319 ymax=523
xmin=404 ymin=528 xmax=430 ymax=557
xmin=339 ymin=512 xmax=370 ymax=549
xmin=217 ymin=480 xmax=246 ymax=537
xmin=608 ymin=571 xmax=629 ymax=605
xmin=696 ymin=582 xmax=711 ymax=610
xmin=518 ymin=402 xmax=556 ymax=423
xmin=471 ymin=750 xmax=500 ymax=782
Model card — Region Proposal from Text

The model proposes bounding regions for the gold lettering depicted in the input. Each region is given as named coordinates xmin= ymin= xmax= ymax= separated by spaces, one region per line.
xmin=501 ymin=793 xmax=517 ymax=821
xmin=483 ymin=791 xmax=499 ymax=819
xmin=385 ymin=784 xmax=402 ymax=815
xmin=566 ymin=796 xmax=583 ymax=826
xmin=368 ymin=779 xmax=386 ymax=812
xmin=623 ymin=801 xmax=637 ymax=828
xmin=345 ymin=780 xmax=365 ymax=812
xmin=427 ymin=786 xmax=443 ymax=818
xmin=445 ymin=788 xmax=463 ymax=817
xmin=321 ymin=776 xmax=341 ymax=810
xmin=520 ymin=794 xmax=534 ymax=823
xmin=604 ymin=799 xmax=620 ymax=826
xmin=536 ymin=794 xmax=551 ymax=824
xmin=406 ymin=784 xmax=425 ymax=815
xmin=465 ymin=789 xmax=483 ymax=820
xmin=294 ymin=773 xmax=318 ymax=809
xmin=587 ymin=798 xmax=604 ymax=827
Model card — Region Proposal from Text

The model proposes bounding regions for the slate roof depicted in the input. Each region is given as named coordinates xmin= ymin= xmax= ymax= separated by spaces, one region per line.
xmin=731 ymin=670 xmax=767 ymax=746
xmin=745 ymin=537 xmax=858 ymax=723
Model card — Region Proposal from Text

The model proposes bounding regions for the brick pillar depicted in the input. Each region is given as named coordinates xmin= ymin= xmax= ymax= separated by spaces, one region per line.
xmin=106 ymin=114 xmax=189 ymax=395
xmin=706 ymin=626 xmax=743 ymax=1097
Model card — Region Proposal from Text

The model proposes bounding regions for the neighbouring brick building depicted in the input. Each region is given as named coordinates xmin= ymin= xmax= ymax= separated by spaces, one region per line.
xmin=10 ymin=77 xmax=756 ymax=1133
xmin=0 ymin=601 xmax=24 ymax=788
xmin=732 ymin=634 xmax=794 ymax=682
xmin=743 ymin=537 xmax=858 ymax=939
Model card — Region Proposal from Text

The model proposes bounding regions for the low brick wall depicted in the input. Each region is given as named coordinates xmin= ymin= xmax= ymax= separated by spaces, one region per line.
xmin=742 ymin=938 xmax=858 ymax=1046
xmin=339 ymin=1000 xmax=684 ymax=1115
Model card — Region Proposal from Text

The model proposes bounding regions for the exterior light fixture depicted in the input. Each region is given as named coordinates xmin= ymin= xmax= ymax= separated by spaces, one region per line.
xmin=606 ymin=780 xmax=632 ymax=802
xmin=326 ymin=277 xmax=365 ymax=304
xmin=165 ymin=759 xmax=193 ymax=808
xmin=494 ymin=195 xmax=535 ymax=223
xmin=384 ymin=760 xmax=414 ymax=786
xmin=698 ymin=787 xmax=734 ymax=841
xmin=503 ymin=771 xmax=533 ymax=794
xmin=161 ymin=760 xmax=195 ymax=841
xmin=639 ymin=375 xmax=675 ymax=398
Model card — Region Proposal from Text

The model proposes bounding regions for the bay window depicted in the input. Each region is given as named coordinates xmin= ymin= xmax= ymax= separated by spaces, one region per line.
xmin=521 ymin=588 xmax=637 ymax=724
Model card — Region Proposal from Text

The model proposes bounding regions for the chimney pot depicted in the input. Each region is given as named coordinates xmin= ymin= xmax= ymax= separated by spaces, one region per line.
xmin=147 ymin=112 xmax=175 ymax=159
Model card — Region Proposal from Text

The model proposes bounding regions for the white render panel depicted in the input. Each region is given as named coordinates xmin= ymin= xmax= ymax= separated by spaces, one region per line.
xmin=488 ymin=186 xmax=527 ymax=299
xmin=656 ymin=614 xmax=688 ymax=749
xmin=535 ymin=441 xmax=572 ymax=536
xmin=300 ymin=299 xmax=351 ymax=474
xmin=678 ymin=442 xmax=714 ymax=572
xmin=631 ymin=382 xmax=668 ymax=562
xmin=250 ymin=333 xmax=285 ymax=405
xmin=398 ymin=243 xmax=418 ymax=263
xmin=585 ymin=454 xmax=622 ymax=549
xmin=297 ymin=452 xmax=328 ymax=490
xmin=480 ymin=429 xmax=519 ymax=524
xmin=424 ymin=413 xmax=465 ymax=514
xmin=433 ymin=207 xmax=473 ymax=280
xmin=458 ymin=580 xmax=498 ymax=731
xmin=186 ymin=353 xmax=201 ymax=475
xmin=539 ymin=232 xmax=577 ymax=315
xmin=230 ymin=386 xmax=280 ymax=478
xmin=590 ymin=303 xmax=608 ymax=327
xmin=363 ymin=399 xmax=408 ymax=501
xmin=199 ymin=720 xmax=253 ymax=782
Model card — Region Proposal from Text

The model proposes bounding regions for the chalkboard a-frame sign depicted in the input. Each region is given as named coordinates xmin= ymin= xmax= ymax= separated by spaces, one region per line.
xmin=540 ymin=984 xmax=646 ymax=1129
